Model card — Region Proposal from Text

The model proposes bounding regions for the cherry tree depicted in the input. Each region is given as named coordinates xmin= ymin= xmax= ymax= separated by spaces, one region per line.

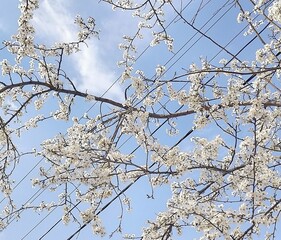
xmin=0 ymin=0 xmax=281 ymax=239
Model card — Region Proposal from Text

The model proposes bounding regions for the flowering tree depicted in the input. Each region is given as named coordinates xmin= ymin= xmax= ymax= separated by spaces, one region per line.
xmin=1 ymin=0 xmax=281 ymax=239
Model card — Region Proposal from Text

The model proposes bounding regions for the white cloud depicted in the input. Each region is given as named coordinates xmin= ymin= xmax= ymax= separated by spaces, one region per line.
xmin=33 ymin=0 xmax=74 ymax=42
xmin=75 ymin=44 xmax=122 ymax=97
xmin=33 ymin=0 xmax=123 ymax=100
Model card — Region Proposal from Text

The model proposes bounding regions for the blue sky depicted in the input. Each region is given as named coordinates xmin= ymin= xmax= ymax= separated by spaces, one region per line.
xmin=0 ymin=0 xmax=277 ymax=239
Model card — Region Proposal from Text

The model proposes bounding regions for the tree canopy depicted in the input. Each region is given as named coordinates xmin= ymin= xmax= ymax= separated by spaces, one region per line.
xmin=0 ymin=0 xmax=281 ymax=239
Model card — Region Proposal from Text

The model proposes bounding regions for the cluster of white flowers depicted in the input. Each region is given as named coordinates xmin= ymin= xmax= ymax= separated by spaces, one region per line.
xmin=0 ymin=59 xmax=13 ymax=76
xmin=155 ymin=65 xmax=166 ymax=76
xmin=150 ymin=32 xmax=174 ymax=51
xmin=24 ymin=114 xmax=44 ymax=129
xmin=268 ymin=0 xmax=281 ymax=23
xmin=61 ymin=205 xmax=71 ymax=225
xmin=255 ymin=46 xmax=275 ymax=65
xmin=74 ymin=15 xmax=99 ymax=42
xmin=142 ymin=83 xmax=164 ymax=107
xmin=131 ymin=76 xmax=146 ymax=99
xmin=121 ymin=110 xmax=148 ymax=134
xmin=8 ymin=0 xmax=39 ymax=62
xmin=220 ymin=78 xmax=246 ymax=112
